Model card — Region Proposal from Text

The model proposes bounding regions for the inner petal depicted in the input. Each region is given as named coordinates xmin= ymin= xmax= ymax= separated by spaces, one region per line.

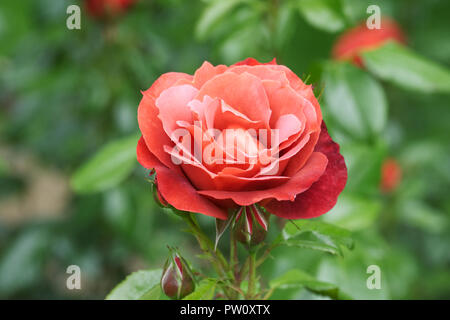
xmin=196 ymin=72 xmax=272 ymax=128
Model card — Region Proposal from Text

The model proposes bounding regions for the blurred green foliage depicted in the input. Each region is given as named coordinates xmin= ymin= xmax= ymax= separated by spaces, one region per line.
xmin=0 ymin=0 xmax=449 ymax=299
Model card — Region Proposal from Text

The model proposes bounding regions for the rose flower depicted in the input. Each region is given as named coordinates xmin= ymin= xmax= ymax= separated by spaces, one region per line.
xmin=137 ymin=58 xmax=347 ymax=221
xmin=332 ymin=17 xmax=406 ymax=67
xmin=85 ymin=0 xmax=136 ymax=18
xmin=380 ymin=158 xmax=402 ymax=193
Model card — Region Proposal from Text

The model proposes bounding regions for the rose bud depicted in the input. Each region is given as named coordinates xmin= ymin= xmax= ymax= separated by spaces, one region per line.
xmin=332 ymin=17 xmax=406 ymax=67
xmin=234 ymin=205 xmax=269 ymax=246
xmin=85 ymin=0 xmax=136 ymax=18
xmin=161 ymin=249 xmax=195 ymax=299
xmin=380 ymin=158 xmax=402 ymax=193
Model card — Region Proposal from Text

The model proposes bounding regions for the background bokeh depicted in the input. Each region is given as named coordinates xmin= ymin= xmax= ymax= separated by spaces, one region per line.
xmin=0 ymin=0 xmax=449 ymax=299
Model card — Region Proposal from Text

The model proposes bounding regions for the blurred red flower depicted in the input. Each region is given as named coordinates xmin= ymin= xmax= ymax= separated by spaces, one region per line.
xmin=380 ymin=158 xmax=402 ymax=193
xmin=85 ymin=0 xmax=136 ymax=18
xmin=332 ymin=17 xmax=406 ymax=67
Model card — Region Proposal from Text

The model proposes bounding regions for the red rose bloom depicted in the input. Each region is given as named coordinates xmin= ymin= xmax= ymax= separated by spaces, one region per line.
xmin=380 ymin=158 xmax=402 ymax=193
xmin=85 ymin=0 xmax=136 ymax=17
xmin=332 ymin=17 xmax=406 ymax=67
xmin=137 ymin=58 xmax=347 ymax=220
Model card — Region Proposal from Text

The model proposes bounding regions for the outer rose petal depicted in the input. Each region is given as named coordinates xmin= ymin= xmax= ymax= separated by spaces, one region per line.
xmin=144 ymin=72 xmax=193 ymax=99
xmin=138 ymin=72 xmax=193 ymax=170
xmin=263 ymin=123 xmax=347 ymax=219
xmin=228 ymin=65 xmax=290 ymax=86
xmin=193 ymin=61 xmax=228 ymax=88
xmin=137 ymin=137 xmax=228 ymax=220
xmin=155 ymin=84 xmax=198 ymax=138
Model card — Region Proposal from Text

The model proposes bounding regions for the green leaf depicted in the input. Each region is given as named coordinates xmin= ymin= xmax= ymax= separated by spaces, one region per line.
xmin=218 ymin=23 xmax=265 ymax=65
xmin=283 ymin=239 xmax=342 ymax=255
xmin=270 ymin=269 xmax=350 ymax=299
xmin=71 ymin=134 xmax=139 ymax=193
xmin=297 ymin=0 xmax=346 ymax=33
xmin=274 ymin=2 xmax=296 ymax=49
xmin=323 ymin=193 xmax=381 ymax=231
xmin=183 ymin=279 xmax=217 ymax=300
xmin=106 ymin=269 xmax=162 ymax=300
xmin=323 ymin=61 xmax=387 ymax=141
xmin=196 ymin=0 xmax=244 ymax=40
xmin=397 ymin=200 xmax=447 ymax=234
xmin=280 ymin=219 xmax=354 ymax=256
xmin=0 ymin=229 xmax=49 ymax=296
xmin=142 ymin=285 xmax=163 ymax=300
xmin=339 ymin=142 xmax=385 ymax=193
xmin=362 ymin=42 xmax=450 ymax=93
xmin=316 ymin=230 xmax=392 ymax=299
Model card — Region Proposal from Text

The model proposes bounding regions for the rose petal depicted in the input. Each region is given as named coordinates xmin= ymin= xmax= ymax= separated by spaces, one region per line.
xmin=228 ymin=65 xmax=289 ymax=85
xmin=137 ymin=137 xmax=228 ymax=219
xmin=193 ymin=61 xmax=228 ymax=88
xmin=263 ymin=123 xmax=347 ymax=219
xmin=196 ymin=72 xmax=271 ymax=128
xmin=198 ymin=152 xmax=328 ymax=205
xmin=143 ymin=72 xmax=193 ymax=99
xmin=275 ymin=114 xmax=302 ymax=144
xmin=155 ymin=84 xmax=199 ymax=140
xmin=138 ymin=72 xmax=193 ymax=169
xmin=262 ymin=80 xmax=307 ymax=149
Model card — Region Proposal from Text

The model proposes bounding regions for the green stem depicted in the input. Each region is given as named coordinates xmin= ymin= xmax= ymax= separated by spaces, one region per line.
xmin=237 ymin=251 xmax=251 ymax=284
xmin=263 ymin=288 xmax=275 ymax=300
xmin=247 ymin=249 xmax=257 ymax=299
xmin=256 ymin=243 xmax=279 ymax=267
xmin=230 ymin=227 xmax=238 ymax=278
xmin=181 ymin=213 xmax=236 ymax=299
xmin=183 ymin=213 xmax=229 ymax=277
xmin=229 ymin=229 xmax=241 ymax=299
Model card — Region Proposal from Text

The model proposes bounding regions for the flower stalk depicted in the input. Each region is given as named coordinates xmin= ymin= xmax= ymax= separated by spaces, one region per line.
xmin=181 ymin=213 xmax=229 ymax=278
xmin=246 ymin=249 xmax=258 ymax=299
xmin=173 ymin=208 xmax=275 ymax=300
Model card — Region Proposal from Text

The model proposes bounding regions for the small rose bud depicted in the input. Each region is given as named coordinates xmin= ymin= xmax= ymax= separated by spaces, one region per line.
xmin=234 ymin=205 xmax=269 ymax=246
xmin=380 ymin=158 xmax=402 ymax=193
xmin=161 ymin=248 xmax=195 ymax=299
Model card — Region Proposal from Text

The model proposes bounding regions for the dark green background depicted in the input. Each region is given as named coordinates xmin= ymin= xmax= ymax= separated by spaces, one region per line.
xmin=0 ymin=0 xmax=449 ymax=299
